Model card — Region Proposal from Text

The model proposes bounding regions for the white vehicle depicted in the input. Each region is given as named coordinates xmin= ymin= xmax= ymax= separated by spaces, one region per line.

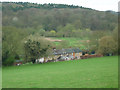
xmin=36 ymin=58 xmax=44 ymax=63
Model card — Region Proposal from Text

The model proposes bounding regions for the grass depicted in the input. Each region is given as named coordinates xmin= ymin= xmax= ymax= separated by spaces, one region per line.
xmin=52 ymin=37 xmax=88 ymax=49
xmin=2 ymin=56 xmax=118 ymax=88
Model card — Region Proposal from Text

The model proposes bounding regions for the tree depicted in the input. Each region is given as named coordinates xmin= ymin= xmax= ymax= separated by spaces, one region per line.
xmin=50 ymin=30 xmax=56 ymax=37
xmin=112 ymin=27 xmax=118 ymax=55
xmin=97 ymin=36 xmax=117 ymax=55
xmin=73 ymin=20 xmax=82 ymax=29
xmin=2 ymin=26 xmax=25 ymax=66
xmin=38 ymin=29 xmax=45 ymax=36
xmin=88 ymin=30 xmax=107 ymax=52
xmin=112 ymin=27 xmax=118 ymax=42
xmin=24 ymin=36 xmax=52 ymax=63
xmin=62 ymin=24 xmax=75 ymax=37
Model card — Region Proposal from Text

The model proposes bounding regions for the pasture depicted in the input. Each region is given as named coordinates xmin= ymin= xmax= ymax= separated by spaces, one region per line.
xmin=52 ymin=37 xmax=88 ymax=49
xmin=2 ymin=56 xmax=118 ymax=88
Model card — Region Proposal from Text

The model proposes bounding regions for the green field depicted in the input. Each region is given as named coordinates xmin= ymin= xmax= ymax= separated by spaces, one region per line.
xmin=2 ymin=56 xmax=118 ymax=88
xmin=52 ymin=37 xmax=88 ymax=49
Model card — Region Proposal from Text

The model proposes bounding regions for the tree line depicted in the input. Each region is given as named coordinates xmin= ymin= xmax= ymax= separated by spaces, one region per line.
xmin=2 ymin=2 xmax=92 ymax=11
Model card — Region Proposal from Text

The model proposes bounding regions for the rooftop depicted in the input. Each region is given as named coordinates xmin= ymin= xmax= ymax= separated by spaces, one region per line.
xmin=53 ymin=48 xmax=82 ymax=55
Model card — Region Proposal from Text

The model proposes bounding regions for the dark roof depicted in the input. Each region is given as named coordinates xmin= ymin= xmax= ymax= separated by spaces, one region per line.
xmin=53 ymin=49 xmax=66 ymax=55
xmin=73 ymin=48 xmax=82 ymax=53
xmin=65 ymin=48 xmax=73 ymax=53
xmin=53 ymin=48 xmax=82 ymax=55
xmin=15 ymin=60 xmax=23 ymax=63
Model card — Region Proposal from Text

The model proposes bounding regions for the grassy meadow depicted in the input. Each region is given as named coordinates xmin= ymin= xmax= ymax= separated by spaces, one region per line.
xmin=2 ymin=56 xmax=118 ymax=88
xmin=52 ymin=37 xmax=88 ymax=49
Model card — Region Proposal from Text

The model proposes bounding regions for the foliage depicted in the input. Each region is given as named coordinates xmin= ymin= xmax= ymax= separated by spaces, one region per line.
xmin=112 ymin=27 xmax=118 ymax=42
xmin=112 ymin=27 xmax=118 ymax=55
xmin=3 ymin=56 xmax=15 ymax=66
xmin=24 ymin=35 xmax=53 ymax=63
xmin=50 ymin=30 xmax=56 ymax=36
xmin=2 ymin=2 xmax=117 ymax=31
xmin=2 ymin=26 xmax=38 ymax=65
xmin=2 ymin=27 xmax=24 ymax=65
xmin=2 ymin=2 xmax=87 ymax=11
xmin=97 ymin=36 xmax=117 ymax=55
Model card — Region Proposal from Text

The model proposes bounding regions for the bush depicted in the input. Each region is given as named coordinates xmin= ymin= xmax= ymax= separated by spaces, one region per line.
xmin=97 ymin=36 xmax=117 ymax=55
xmin=15 ymin=54 xmax=20 ymax=60
xmin=24 ymin=35 xmax=53 ymax=63
xmin=3 ymin=57 xmax=15 ymax=66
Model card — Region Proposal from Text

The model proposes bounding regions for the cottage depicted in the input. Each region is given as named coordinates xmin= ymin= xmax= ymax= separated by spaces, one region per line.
xmin=14 ymin=60 xmax=23 ymax=66
xmin=35 ymin=48 xmax=83 ymax=63
xmin=72 ymin=48 xmax=82 ymax=59
xmin=53 ymin=48 xmax=82 ymax=61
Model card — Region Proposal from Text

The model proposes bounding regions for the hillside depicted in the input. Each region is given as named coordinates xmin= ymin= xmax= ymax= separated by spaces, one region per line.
xmin=2 ymin=2 xmax=117 ymax=31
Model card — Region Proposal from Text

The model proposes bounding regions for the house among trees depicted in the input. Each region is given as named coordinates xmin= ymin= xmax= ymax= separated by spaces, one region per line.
xmin=14 ymin=60 xmax=23 ymax=66
xmin=52 ymin=48 xmax=82 ymax=61
xmin=36 ymin=48 xmax=82 ymax=63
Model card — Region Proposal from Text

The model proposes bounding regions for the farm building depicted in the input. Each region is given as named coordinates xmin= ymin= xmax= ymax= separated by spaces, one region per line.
xmin=36 ymin=48 xmax=82 ymax=63
xmin=14 ymin=60 xmax=23 ymax=66
xmin=52 ymin=48 xmax=82 ymax=61
xmin=35 ymin=48 xmax=103 ymax=63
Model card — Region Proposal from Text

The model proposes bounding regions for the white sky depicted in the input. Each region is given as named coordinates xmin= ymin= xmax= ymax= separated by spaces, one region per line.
xmin=1 ymin=0 xmax=119 ymax=11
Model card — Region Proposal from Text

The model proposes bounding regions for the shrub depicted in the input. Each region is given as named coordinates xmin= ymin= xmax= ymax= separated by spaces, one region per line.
xmin=97 ymin=36 xmax=117 ymax=55
xmin=3 ymin=57 xmax=15 ymax=66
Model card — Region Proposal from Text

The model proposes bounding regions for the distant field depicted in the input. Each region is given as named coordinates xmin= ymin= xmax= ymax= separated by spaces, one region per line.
xmin=2 ymin=56 xmax=118 ymax=88
xmin=51 ymin=37 xmax=88 ymax=49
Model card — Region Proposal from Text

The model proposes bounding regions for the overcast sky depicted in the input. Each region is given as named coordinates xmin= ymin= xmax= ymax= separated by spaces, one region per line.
xmin=1 ymin=0 xmax=119 ymax=11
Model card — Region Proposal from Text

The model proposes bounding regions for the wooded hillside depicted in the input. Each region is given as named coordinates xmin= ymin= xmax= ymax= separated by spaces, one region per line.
xmin=2 ymin=2 xmax=117 ymax=31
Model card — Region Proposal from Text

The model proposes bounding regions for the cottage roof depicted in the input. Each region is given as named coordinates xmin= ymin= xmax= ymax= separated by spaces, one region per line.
xmin=53 ymin=49 xmax=65 ymax=55
xmin=15 ymin=60 xmax=23 ymax=63
xmin=53 ymin=48 xmax=82 ymax=55
xmin=73 ymin=48 xmax=82 ymax=53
